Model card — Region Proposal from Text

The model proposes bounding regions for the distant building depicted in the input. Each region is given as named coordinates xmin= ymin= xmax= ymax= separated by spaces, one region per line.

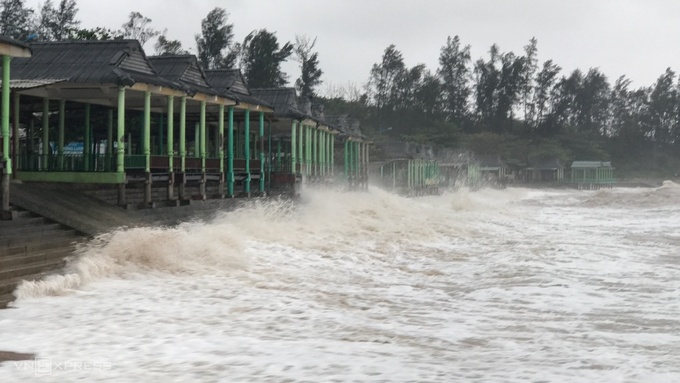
xmin=569 ymin=161 xmax=614 ymax=189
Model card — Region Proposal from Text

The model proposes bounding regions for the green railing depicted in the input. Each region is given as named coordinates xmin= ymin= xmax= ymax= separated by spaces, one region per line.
xmin=124 ymin=155 xmax=146 ymax=169
xmin=18 ymin=153 xmax=116 ymax=172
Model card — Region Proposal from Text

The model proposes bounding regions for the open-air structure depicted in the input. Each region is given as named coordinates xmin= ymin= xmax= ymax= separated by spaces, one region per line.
xmin=5 ymin=40 xmax=281 ymax=208
xmin=373 ymin=139 xmax=439 ymax=196
xmin=0 ymin=36 xmax=32 ymax=218
xmin=570 ymin=161 xmax=614 ymax=189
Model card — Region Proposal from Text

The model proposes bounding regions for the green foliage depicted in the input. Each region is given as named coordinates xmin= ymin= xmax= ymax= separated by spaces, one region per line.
xmin=155 ymin=31 xmax=187 ymax=55
xmin=0 ymin=0 xmax=33 ymax=39
xmin=294 ymin=35 xmax=323 ymax=98
xmin=69 ymin=27 xmax=122 ymax=41
xmin=37 ymin=0 xmax=80 ymax=41
xmin=241 ymin=29 xmax=293 ymax=88
xmin=121 ymin=11 xmax=159 ymax=47
xmin=195 ymin=7 xmax=235 ymax=69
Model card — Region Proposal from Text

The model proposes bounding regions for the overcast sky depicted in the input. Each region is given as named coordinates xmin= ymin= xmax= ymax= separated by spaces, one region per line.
xmin=27 ymin=0 xmax=680 ymax=94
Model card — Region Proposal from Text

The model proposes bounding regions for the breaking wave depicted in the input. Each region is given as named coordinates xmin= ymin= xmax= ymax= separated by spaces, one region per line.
xmin=580 ymin=180 xmax=680 ymax=208
xmin=14 ymin=186 xmax=527 ymax=299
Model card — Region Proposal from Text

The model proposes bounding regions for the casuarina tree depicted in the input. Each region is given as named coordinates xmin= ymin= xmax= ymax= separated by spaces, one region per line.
xmin=241 ymin=29 xmax=293 ymax=88
xmin=195 ymin=7 xmax=237 ymax=69
xmin=294 ymin=35 xmax=323 ymax=98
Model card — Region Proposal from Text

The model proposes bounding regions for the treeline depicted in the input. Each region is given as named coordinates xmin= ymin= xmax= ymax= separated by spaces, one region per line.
xmin=328 ymin=38 xmax=680 ymax=176
xmin=0 ymin=0 xmax=323 ymax=96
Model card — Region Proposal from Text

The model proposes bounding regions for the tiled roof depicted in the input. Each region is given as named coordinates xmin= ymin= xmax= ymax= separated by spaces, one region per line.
xmin=10 ymin=40 xmax=178 ymax=89
xmin=571 ymin=161 xmax=612 ymax=168
xmin=251 ymin=88 xmax=306 ymax=119
xmin=205 ymin=69 xmax=271 ymax=108
xmin=148 ymin=55 xmax=221 ymax=97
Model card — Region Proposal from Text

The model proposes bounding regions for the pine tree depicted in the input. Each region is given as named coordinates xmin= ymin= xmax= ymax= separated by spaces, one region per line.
xmin=0 ymin=0 xmax=33 ymax=39
xmin=241 ymin=29 xmax=293 ymax=88
xmin=195 ymin=7 xmax=235 ymax=69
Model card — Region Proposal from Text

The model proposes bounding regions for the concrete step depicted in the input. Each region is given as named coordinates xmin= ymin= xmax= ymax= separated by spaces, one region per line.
xmin=0 ymin=258 xmax=67 ymax=283
xmin=0 ymin=236 xmax=78 ymax=257
xmin=0 ymin=222 xmax=63 ymax=237
xmin=0 ymin=229 xmax=78 ymax=247
xmin=0 ymin=246 xmax=74 ymax=270
xmin=0 ymin=216 xmax=46 ymax=229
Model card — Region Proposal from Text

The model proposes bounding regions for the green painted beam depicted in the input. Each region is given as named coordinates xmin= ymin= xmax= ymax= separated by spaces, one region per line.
xmin=17 ymin=171 xmax=125 ymax=184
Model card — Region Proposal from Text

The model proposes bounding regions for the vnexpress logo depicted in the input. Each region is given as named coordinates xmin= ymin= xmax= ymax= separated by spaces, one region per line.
xmin=13 ymin=357 xmax=113 ymax=375
xmin=34 ymin=357 xmax=52 ymax=376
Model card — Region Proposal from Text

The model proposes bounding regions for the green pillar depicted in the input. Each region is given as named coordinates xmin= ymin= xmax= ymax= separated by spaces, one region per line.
xmin=298 ymin=123 xmax=303 ymax=173
xmin=344 ymin=139 xmax=349 ymax=179
xmin=331 ymin=135 xmax=335 ymax=176
xmin=84 ymin=103 xmax=91 ymax=171
xmin=143 ymin=91 xmax=151 ymax=173
xmin=58 ymin=99 xmax=65 ymax=170
xmin=307 ymin=126 xmax=312 ymax=176
xmin=167 ymin=96 xmax=174 ymax=171
xmin=218 ymin=104 xmax=224 ymax=174
xmin=291 ymin=121 xmax=297 ymax=174
xmin=116 ymin=87 xmax=125 ymax=174
xmin=159 ymin=113 xmax=164 ymax=155
xmin=106 ymin=108 xmax=113 ymax=170
xmin=259 ymin=111 xmax=265 ymax=192
xmin=227 ymin=106 xmax=234 ymax=196
xmin=179 ymin=96 xmax=186 ymax=173
xmin=12 ymin=93 xmax=19 ymax=173
xmin=200 ymin=101 xmax=206 ymax=172
xmin=42 ymin=98 xmax=49 ymax=170
xmin=194 ymin=123 xmax=199 ymax=160
xmin=320 ymin=130 xmax=325 ymax=176
xmin=1 ymin=56 xmax=10 ymax=175
xmin=244 ymin=109 xmax=251 ymax=194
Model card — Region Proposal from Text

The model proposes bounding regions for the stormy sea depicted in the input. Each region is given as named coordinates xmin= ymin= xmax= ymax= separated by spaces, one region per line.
xmin=1 ymin=184 xmax=679 ymax=382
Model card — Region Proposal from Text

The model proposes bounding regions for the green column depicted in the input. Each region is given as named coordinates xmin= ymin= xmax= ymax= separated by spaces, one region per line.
xmin=42 ymin=98 xmax=49 ymax=170
xmin=291 ymin=121 xmax=297 ymax=174
xmin=106 ymin=108 xmax=113 ymax=170
xmin=320 ymin=130 xmax=325 ymax=176
xmin=12 ymin=93 xmax=19 ymax=173
xmin=179 ymin=96 xmax=186 ymax=173
xmin=344 ymin=139 xmax=349 ymax=179
xmin=1 ymin=56 xmax=10 ymax=175
xmin=167 ymin=96 xmax=174 ymax=171
xmin=194 ymin=123 xmax=199 ymax=160
xmin=143 ymin=91 xmax=151 ymax=173
xmin=84 ymin=103 xmax=91 ymax=171
xmin=331 ymin=135 xmax=335 ymax=176
xmin=200 ymin=101 xmax=206 ymax=172
xmin=259 ymin=111 xmax=265 ymax=192
xmin=298 ymin=123 xmax=303 ymax=172
xmin=244 ymin=109 xmax=251 ymax=194
xmin=227 ymin=106 xmax=234 ymax=196
xmin=58 ymin=99 xmax=65 ymax=170
xmin=218 ymin=105 xmax=224 ymax=174
xmin=307 ymin=126 xmax=312 ymax=176
xmin=116 ymin=87 xmax=125 ymax=174
xmin=159 ymin=112 xmax=164 ymax=155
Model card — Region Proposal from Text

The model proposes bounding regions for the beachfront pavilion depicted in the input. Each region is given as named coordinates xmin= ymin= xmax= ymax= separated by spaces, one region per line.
xmin=251 ymin=88 xmax=339 ymax=190
xmin=570 ymin=161 xmax=615 ymax=189
xmin=325 ymin=114 xmax=372 ymax=190
xmin=150 ymin=57 xmax=273 ymax=198
xmin=6 ymin=40 xmax=275 ymax=207
xmin=202 ymin=69 xmax=275 ymax=194
xmin=0 ymin=36 xmax=32 ymax=217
